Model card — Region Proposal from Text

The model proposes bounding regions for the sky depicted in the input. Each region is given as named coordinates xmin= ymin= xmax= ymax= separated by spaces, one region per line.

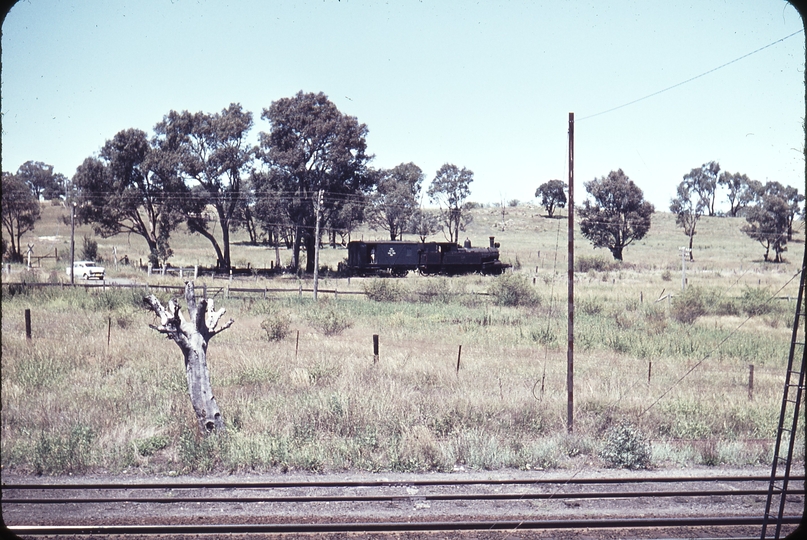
xmin=1 ymin=0 xmax=805 ymax=212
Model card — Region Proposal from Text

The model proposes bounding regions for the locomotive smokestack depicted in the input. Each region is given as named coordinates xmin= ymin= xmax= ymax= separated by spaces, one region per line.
xmin=489 ymin=236 xmax=495 ymax=248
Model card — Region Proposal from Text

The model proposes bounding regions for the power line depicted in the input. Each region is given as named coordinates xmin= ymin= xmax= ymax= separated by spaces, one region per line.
xmin=577 ymin=29 xmax=804 ymax=122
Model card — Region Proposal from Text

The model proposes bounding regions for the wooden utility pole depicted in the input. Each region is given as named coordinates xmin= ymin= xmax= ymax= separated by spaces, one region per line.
xmin=70 ymin=202 xmax=76 ymax=284
xmin=567 ymin=112 xmax=575 ymax=433
xmin=313 ymin=190 xmax=324 ymax=301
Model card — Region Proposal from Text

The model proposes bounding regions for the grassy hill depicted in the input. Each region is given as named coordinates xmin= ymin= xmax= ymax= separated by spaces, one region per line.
xmin=1 ymin=202 xmax=804 ymax=475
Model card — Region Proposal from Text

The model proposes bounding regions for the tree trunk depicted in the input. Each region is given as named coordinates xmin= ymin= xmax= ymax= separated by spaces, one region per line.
xmin=145 ymin=281 xmax=233 ymax=434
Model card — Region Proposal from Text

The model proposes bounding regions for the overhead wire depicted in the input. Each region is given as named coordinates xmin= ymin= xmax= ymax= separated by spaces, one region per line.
xmin=577 ymin=29 xmax=804 ymax=122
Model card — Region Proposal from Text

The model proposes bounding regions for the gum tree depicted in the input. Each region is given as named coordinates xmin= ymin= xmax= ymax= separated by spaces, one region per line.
xmin=579 ymin=169 xmax=654 ymax=261
xmin=535 ymin=179 xmax=567 ymax=218
xmin=257 ymin=91 xmax=373 ymax=272
xmin=670 ymin=179 xmax=707 ymax=261
xmin=155 ymin=103 xmax=255 ymax=270
xmin=369 ymin=163 xmax=424 ymax=240
xmin=427 ymin=163 xmax=474 ymax=243
xmin=1 ymin=171 xmax=41 ymax=262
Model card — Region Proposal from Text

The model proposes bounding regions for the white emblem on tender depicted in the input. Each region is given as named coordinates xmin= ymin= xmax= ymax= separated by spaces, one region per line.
xmin=388 ymin=248 xmax=396 ymax=257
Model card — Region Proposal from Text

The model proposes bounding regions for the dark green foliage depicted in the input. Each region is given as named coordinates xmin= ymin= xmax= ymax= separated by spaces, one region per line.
xmin=599 ymin=423 xmax=651 ymax=469
xmin=535 ymin=179 xmax=567 ymax=218
xmin=740 ymin=287 xmax=774 ymax=317
xmin=427 ymin=164 xmax=474 ymax=243
xmin=575 ymin=255 xmax=619 ymax=273
xmin=1 ymin=171 xmax=41 ymax=262
xmin=80 ymin=235 xmax=98 ymax=261
xmin=579 ymin=169 xmax=654 ymax=261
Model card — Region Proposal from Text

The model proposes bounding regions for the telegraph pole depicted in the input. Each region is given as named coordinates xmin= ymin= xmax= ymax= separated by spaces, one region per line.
xmin=567 ymin=112 xmax=575 ymax=433
xmin=313 ymin=189 xmax=324 ymax=301
xmin=70 ymin=202 xmax=76 ymax=284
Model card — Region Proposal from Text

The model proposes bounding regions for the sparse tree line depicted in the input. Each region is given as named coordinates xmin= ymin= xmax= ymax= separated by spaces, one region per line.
xmin=535 ymin=161 xmax=803 ymax=262
xmin=1 ymin=91 xmax=476 ymax=271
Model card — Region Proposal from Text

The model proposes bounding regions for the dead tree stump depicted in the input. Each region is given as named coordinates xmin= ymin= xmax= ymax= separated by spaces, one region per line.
xmin=145 ymin=281 xmax=233 ymax=434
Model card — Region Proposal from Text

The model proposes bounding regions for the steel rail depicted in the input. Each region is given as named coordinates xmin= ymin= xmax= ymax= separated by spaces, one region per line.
xmin=4 ymin=487 xmax=804 ymax=505
xmin=7 ymin=516 xmax=803 ymax=536
xmin=4 ymin=474 xmax=801 ymax=491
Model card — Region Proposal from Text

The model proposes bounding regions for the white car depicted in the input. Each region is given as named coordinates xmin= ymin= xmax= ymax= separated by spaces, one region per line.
xmin=67 ymin=261 xmax=105 ymax=280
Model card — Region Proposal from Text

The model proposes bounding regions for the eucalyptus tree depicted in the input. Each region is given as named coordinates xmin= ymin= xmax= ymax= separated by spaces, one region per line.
xmin=683 ymin=161 xmax=720 ymax=216
xmin=16 ymin=160 xmax=66 ymax=201
xmin=369 ymin=162 xmax=424 ymax=240
xmin=579 ymin=169 xmax=654 ymax=261
xmin=742 ymin=181 xmax=791 ymax=262
xmin=72 ymin=128 xmax=187 ymax=266
xmin=717 ymin=171 xmax=758 ymax=217
xmin=1 ymin=171 xmax=41 ymax=262
xmin=154 ymin=103 xmax=255 ymax=270
xmin=427 ymin=163 xmax=474 ymax=243
xmin=670 ymin=181 xmax=705 ymax=261
xmin=257 ymin=91 xmax=373 ymax=272
xmin=535 ymin=179 xmax=567 ymax=218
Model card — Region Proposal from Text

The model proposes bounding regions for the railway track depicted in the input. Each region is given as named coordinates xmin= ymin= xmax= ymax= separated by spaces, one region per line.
xmin=3 ymin=474 xmax=804 ymax=538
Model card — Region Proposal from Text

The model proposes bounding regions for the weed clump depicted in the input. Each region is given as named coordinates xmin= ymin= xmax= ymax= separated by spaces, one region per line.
xmin=575 ymin=256 xmax=619 ymax=273
xmin=488 ymin=273 xmax=540 ymax=307
xmin=740 ymin=286 xmax=774 ymax=316
xmin=599 ymin=423 xmax=652 ymax=469
xmin=364 ymin=279 xmax=408 ymax=302
xmin=671 ymin=287 xmax=706 ymax=324
xmin=308 ymin=301 xmax=353 ymax=335
xmin=261 ymin=311 xmax=292 ymax=341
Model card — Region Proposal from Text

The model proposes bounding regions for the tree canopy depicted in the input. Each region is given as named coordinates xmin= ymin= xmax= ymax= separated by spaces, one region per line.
xmin=16 ymin=160 xmax=66 ymax=201
xmin=669 ymin=181 xmax=705 ymax=261
xmin=579 ymin=169 xmax=654 ymax=261
xmin=154 ymin=103 xmax=255 ymax=270
xmin=369 ymin=162 xmax=424 ymax=240
xmin=256 ymin=91 xmax=373 ymax=272
xmin=535 ymin=179 xmax=567 ymax=218
xmin=742 ymin=181 xmax=792 ymax=262
xmin=427 ymin=163 xmax=474 ymax=243
xmin=72 ymin=128 xmax=187 ymax=266
xmin=1 ymin=171 xmax=41 ymax=262
xmin=683 ymin=161 xmax=720 ymax=217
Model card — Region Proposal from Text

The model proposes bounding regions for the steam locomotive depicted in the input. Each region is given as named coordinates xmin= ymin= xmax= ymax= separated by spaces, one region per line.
xmin=346 ymin=236 xmax=510 ymax=276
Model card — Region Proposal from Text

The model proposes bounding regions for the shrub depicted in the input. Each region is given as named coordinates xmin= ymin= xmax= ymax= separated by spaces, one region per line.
xmin=661 ymin=269 xmax=672 ymax=281
xmin=261 ymin=312 xmax=292 ymax=341
xmin=81 ymin=235 xmax=98 ymax=261
xmin=488 ymin=273 xmax=540 ymax=307
xmin=308 ymin=302 xmax=353 ymax=335
xmin=741 ymin=286 xmax=774 ymax=317
xmin=364 ymin=278 xmax=407 ymax=302
xmin=575 ymin=256 xmax=617 ymax=273
xmin=671 ymin=287 xmax=706 ymax=324
xmin=599 ymin=423 xmax=651 ymax=469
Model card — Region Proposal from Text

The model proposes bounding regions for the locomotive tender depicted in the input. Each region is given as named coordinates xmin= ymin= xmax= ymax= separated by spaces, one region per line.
xmin=346 ymin=236 xmax=510 ymax=276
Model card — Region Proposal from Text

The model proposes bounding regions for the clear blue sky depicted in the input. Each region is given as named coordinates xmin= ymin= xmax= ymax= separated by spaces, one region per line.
xmin=2 ymin=0 xmax=804 ymax=212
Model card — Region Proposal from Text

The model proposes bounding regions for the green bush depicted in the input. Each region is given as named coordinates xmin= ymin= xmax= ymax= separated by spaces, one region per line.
xmin=488 ymin=273 xmax=540 ymax=307
xmin=599 ymin=423 xmax=651 ymax=469
xmin=364 ymin=278 xmax=408 ymax=302
xmin=671 ymin=287 xmax=706 ymax=324
xmin=741 ymin=287 xmax=774 ymax=317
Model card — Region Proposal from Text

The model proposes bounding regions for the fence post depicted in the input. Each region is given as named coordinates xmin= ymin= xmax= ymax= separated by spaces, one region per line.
xmin=456 ymin=345 xmax=462 ymax=375
xmin=748 ymin=364 xmax=754 ymax=400
xmin=148 ymin=263 xmax=152 ymax=277
xmin=107 ymin=317 xmax=112 ymax=350
xmin=25 ymin=309 xmax=31 ymax=340
xmin=299 ymin=283 xmax=302 ymax=298
xmin=373 ymin=334 xmax=379 ymax=363
xmin=647 ymin=361 xmax=652 ymax=384
xmin=295 ymin=330 xmax=300 ymax=360
xmin=180 ymin=267 xmax=183 ymax=279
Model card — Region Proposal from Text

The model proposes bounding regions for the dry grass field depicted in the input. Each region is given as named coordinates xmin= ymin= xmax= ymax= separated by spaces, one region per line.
xmin=1 ymin=202 xmax=804 ymax=476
